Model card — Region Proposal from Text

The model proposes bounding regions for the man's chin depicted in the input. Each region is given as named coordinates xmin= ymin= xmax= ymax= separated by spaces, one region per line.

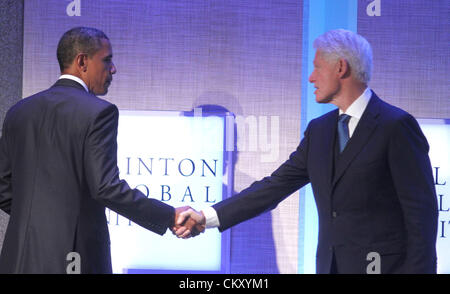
xmin=93 ymin=88 xmax=108 ymax=96
xmin=315 ymin=95 xmax=333 ymax=104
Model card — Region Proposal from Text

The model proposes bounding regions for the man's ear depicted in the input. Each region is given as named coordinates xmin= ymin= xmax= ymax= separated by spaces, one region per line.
xmin=337 ymin=58 xmax=351 ymax=79
xmin=74 ymin=53 xmax=88 ymax=72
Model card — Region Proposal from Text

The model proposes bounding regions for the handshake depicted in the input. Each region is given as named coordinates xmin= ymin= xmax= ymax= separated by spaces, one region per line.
xmin=172 ymin=206 xmax=207 ymax=239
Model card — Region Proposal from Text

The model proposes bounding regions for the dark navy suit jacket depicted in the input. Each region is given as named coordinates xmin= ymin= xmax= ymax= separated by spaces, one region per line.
xmin=0 ymin=79 xmax=174 ymax=273
xmin=213 ymin=92 xmax=438 ymax=273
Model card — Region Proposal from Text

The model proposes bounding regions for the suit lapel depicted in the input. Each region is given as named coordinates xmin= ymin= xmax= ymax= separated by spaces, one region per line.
xmin=318 ymin=109 xmax=339 ymax=188
xmin=332 ymin=93 xmax=381 ymax=188
xmin=324 ymin=109 xmax=339 ymax=184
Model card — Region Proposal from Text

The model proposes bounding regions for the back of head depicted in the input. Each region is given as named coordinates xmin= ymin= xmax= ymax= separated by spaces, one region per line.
xmin=313 ymin=29 xmax=373 ymax=84
xmin=57 ymin=27 xmax=109 ymax=72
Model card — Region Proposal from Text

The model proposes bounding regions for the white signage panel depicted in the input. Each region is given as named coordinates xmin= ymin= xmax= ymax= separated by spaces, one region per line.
xmin=108 ymin=110 xmax=232 ymax=273
xmin=419 ymin=119 xmax=450 ymax=274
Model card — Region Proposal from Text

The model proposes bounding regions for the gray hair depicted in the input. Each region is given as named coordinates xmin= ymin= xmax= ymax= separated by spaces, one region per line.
xmin=57 ymin=27 xmax=109 ymax=71
xmin=313 ymin=29 xmax=373 ymax=84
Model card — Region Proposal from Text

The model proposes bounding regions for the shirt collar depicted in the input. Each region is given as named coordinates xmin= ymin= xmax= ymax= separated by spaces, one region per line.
xmin=339 ymin=87 xmax=372 ymax=119
xmin=58 ymin=74 xmax=89 ymax=93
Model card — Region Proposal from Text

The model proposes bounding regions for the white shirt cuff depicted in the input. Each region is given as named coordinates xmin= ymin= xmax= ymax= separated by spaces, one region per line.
xmin=201 ymin=206 xmax=220 ymax=229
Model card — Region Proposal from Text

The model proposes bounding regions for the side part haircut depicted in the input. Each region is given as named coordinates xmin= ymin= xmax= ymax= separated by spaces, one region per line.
xmin=313 ymin=29 xmax=373 ymax=84
xmin=56 ymin=27 xmax=109 ymax=72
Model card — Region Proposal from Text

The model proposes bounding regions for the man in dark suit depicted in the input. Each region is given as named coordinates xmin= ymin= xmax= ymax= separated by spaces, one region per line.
xmin=0 ymin=27 xmax=182 ymax=273
xmin=174 ymin=29 xmax=438 ymax=274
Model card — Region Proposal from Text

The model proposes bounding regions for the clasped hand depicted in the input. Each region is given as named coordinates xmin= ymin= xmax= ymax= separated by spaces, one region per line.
xmin=172 ymin=206 xmax=206 ymax=239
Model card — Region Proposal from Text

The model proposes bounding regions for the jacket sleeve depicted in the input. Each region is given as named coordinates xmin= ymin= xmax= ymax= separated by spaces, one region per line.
xmin=83 ymin=104 xmax=175 ymax=235
xmin=213 ymin=124 xmax=311 ymax=232
xmin=388 ymin=113 xmax=438 ymax=273
xmin=0 ymin=115 xmax=12 ymax=215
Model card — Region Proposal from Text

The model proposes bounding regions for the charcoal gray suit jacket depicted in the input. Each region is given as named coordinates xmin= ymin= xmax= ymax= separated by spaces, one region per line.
xmin=0 ymin=79 xmax=174 ymax=273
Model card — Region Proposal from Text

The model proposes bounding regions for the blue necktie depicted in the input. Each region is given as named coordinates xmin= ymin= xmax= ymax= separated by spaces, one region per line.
xmin=338 ymin=114 xmax=351 ymax=153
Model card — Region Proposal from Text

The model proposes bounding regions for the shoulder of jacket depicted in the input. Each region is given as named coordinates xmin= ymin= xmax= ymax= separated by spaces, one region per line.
xmin=308 ymin=108 xmax=338 ymax=128
xmin=377 ymin=98 xmax=415 ymax=125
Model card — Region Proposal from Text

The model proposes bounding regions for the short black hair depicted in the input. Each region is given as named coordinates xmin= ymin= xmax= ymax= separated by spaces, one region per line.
xmin=56 ymin=27 xmax=109 ymax=72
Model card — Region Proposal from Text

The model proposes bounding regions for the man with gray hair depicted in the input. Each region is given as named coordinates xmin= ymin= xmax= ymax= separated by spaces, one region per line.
xmin=175 ymin=29 xmax=438 ymax=274
xmin=0 ymin=27 xmax=182 ymax=273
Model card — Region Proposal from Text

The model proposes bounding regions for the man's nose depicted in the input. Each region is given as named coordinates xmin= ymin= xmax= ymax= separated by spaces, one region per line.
xmin=308 ymin=72 xmax=314 ymax=83
xmin=111 ymin=63 xmax=117 ymax=74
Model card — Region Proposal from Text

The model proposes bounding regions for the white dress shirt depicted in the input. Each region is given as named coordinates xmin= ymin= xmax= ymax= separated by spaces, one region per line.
xmin=339 ymin=87 xmax=372 ymax=138
xmin=59 ymin=74 xmax=89 ymax=93
xmin=202 ymin=206 xmax=221 ymax=228
xmin=203 ymin=88 xmax=372 ymax=229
